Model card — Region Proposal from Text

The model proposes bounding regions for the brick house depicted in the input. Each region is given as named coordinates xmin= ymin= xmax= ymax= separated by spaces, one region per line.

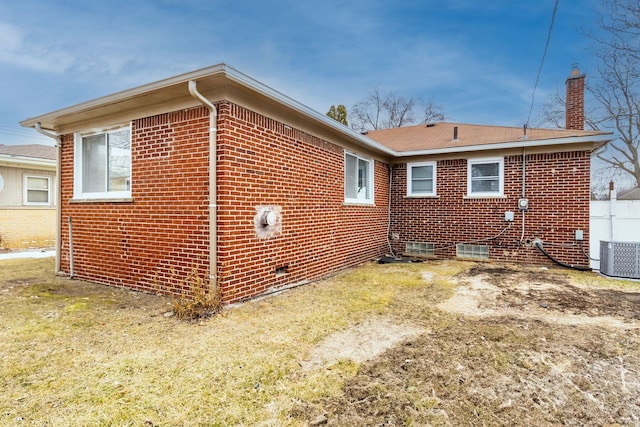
xmin=20 ymin=64 xmax=612 ymax=303
xmin=0 ymin=144 xmax=57 ymax=250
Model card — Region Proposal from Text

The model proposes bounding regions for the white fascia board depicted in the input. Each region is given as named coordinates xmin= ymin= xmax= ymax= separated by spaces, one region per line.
xmin=19 ymin=63 xmax=613 ymax=159
xmin=0 ymin=154 xmax=56 ymax=169
xmin=223 ymin=66 xmax=398 ymax=157
xmin=20 ymin=64 xmax=228 ymax=130
xmin=20 ymin=63 xmax=397 ymax=157
xmin=20 ymin=64 xmax=398 ymax=156
xmin=394 ymin=133 xmax=615 ymax=157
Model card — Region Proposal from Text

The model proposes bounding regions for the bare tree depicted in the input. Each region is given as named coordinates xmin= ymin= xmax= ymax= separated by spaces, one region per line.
xmin=538 ymin=91 xmax=567 ymax=129
xmin=595 ymin=0 xmax=640 ymax=59
xmin=539 ymin=0 xmax=640 ymax=187
xmin=538 ymin=89 xmax=600 ymax=131
xmin=589 ymin=0 xmax=640 ymax=187
xmin=349 ymin=86 xmax=445 ymax=132
xmin=422 ymin=98 xmax=446 ymax=125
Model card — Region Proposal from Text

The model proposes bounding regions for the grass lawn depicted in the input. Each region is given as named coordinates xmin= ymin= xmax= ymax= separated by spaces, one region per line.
xmin=1 ymin=257 xmax=639 ymax=426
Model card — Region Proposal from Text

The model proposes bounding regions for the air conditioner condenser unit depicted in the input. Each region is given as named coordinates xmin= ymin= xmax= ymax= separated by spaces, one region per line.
xmin=599 ymin=240 xmax=640 ymax=279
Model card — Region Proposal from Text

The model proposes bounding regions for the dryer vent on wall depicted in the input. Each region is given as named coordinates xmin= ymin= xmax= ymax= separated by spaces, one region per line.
xmin=600 ymin=240 xmax=640 ymax=279
xmin=254 ymin=205 xmax=282 ymax=239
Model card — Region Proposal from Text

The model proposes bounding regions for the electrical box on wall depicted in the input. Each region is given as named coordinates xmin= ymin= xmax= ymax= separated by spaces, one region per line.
xmin=575 ymin=229 xmax=584 ymax=241
xmin=504 ymin=211 xmax=514 ymax=222
xmin=518 ymin=198 xmax=529 ymax=211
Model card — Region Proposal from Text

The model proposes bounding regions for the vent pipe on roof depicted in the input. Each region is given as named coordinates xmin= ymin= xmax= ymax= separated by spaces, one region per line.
xmin=453 ymin=126 xmax=459 ymax=141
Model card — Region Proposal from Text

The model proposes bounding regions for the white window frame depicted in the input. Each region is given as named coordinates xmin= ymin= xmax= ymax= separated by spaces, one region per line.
xmin=74 ymin=126 xmax=132 ymax=200
xmin=344 ymin=151 xmax=374 ymax=205
xmin=467 ymin=157 xmax=504 ymax=197
xmin=407 ymin=161 xmax=437 ymax=197
xmin=23 ymin=175 xmax=51 ymax=206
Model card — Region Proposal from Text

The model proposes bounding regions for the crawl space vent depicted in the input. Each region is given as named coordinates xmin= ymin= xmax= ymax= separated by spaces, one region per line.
xmin=600 ymin=241 xmax=640 ymax=279
xmin=405 ymin=241 xmax=434 ymax=257
xmin=456 ymin=244 xmax=489 ymax=260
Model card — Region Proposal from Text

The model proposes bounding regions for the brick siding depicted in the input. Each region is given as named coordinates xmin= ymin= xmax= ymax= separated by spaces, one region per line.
xmin=390 ymin=150 xmax=592 ymax=267
xmin=566 ymin=74 xmax=585 ymax=131
xmin=216 ymin=102 xmax=388 ymax=302
xmin=0 ymin=208 xmax=56 ymax=250
xmin=57 ymin=103 xmax=389 ymax=303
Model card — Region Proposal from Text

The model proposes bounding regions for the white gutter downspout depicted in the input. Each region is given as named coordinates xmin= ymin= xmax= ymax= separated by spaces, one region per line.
xmin=188 ymin=81 xmax=218 ymax=291
xmin=35 ymin=122 xmax=62 ymax=275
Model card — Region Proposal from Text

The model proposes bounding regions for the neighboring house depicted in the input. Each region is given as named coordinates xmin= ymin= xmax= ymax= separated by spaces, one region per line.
xmin=0 ymin=144 xmax=57 ymax=250
xmin=20 ymin=64 xmax=612 ymax=303
xmin=618 ymin=187 xmax=640 ymax=200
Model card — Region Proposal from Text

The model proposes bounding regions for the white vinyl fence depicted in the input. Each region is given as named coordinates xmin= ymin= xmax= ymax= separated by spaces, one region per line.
xmin=590 ymin=193 xmax=640 ymax=270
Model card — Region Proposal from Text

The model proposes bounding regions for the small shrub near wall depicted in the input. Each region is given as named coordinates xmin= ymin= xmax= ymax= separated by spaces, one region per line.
xmin=169 ymin=269 xmax=222 ymax=320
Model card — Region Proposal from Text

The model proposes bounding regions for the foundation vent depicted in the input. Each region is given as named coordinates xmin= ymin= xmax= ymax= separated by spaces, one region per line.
xmin=456 ymin=244 xmax=489 ymax=260
xmin=405 ymin=241 xmax=435 ymax=257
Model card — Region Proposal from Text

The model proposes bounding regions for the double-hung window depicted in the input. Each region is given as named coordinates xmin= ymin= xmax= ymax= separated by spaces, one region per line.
xmin=467 ymin=157 xmax=504 ymax=197
xmin=407 ymin=162 xmax=436 ymax=196
xmin=74 ymin=127 xmax=131 ymax=199
xmin=24 ymin=175 xmax=51 ymax=205
xmin=345 ymin=152 xmax=374 ymax=204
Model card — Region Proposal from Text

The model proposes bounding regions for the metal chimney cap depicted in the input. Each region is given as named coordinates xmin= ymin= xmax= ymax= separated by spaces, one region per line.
xmin=571 ymin=63 xmax=581 ymax=76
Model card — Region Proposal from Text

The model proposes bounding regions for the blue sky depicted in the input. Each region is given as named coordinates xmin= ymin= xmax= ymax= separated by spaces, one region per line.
xmin=1 ymin=0 xmax=601 ymax=146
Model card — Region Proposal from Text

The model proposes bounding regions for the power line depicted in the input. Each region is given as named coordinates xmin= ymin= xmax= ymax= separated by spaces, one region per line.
xmin=525 ymin=0 xmax=560 ymax=127
xmin=0 ymin=125 xmax=52 ymax=144
xmin=0 ymin=124 xmax=43 ymax=135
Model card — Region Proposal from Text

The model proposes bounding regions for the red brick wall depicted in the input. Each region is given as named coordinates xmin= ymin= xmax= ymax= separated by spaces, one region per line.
xmin=390 ymin=150 xmax=592 ymax=267
xmin=216 ymin=102 xmax=389 ymax=303
xmin=58 ymin=103 xmax=389 ymax=303
xmin=59 ymin=108 xmax=211 ymax=296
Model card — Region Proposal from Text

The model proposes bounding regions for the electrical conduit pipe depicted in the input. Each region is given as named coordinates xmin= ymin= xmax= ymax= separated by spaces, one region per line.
xmin=520 ymin=147 xmax=526 ymax=243
xmin=188 ymin=81 xmax=218 ymax=291
xmin=534 ymin=240 xmax=591 ymax=271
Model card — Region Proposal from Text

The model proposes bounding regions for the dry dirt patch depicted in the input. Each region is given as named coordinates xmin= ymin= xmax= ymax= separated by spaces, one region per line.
xmin=440 ymin=264 xmax=640 ymax=328
xmin=4 ymin=258 xmax=640 ymax=425
xmin=301 ymin=317 xmax=424 ymax=371
xmin=296 ymin=264 xmax=640 ymax=426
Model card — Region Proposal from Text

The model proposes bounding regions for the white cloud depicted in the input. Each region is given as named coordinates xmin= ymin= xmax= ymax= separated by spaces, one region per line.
xmin=0 ymin=21 xmax=77 ymax=73
xmin=0 ymin=0 xmax=604 ymax=134
xmin=0 ymin=22 xmax=22 ymax=50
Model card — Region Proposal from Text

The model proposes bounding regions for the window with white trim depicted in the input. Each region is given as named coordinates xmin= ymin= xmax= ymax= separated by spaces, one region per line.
xmin=345 ymin=152 xmax=374 ymax=204
xmin=407 ymin=162 xmax=436 ymax=196
xmin=24 ymin=175 xmax=51 ymax=205
xmin=467 ymin=157 xmax=504 ymax=197
xmin=74 ymin=127 xmax=131 ymax=199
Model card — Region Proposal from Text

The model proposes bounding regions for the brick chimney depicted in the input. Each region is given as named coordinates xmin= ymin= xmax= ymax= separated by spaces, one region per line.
xmin=565 ymin=64 xmax=585 ymax=130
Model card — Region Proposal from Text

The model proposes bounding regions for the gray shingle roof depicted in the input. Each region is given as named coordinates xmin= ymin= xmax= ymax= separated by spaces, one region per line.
xmin=0 ymin=144 xmax=56 ymax=160
xmin=618 ymin=187 xmax=640 ymax=200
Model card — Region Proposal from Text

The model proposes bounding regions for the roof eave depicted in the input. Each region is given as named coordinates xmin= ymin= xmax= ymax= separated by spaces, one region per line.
xmin=19 ymin=64 xmax=229 ymax=131
xmin=0 ymin=154 xmax=56 ymax=169
xmin=222 ymin=66 xmax=397 ymax=157
xmin=20 ymin=63 xmax=397 ymax=157
xmin=393 ymin=133 xmax=615 ymax=157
